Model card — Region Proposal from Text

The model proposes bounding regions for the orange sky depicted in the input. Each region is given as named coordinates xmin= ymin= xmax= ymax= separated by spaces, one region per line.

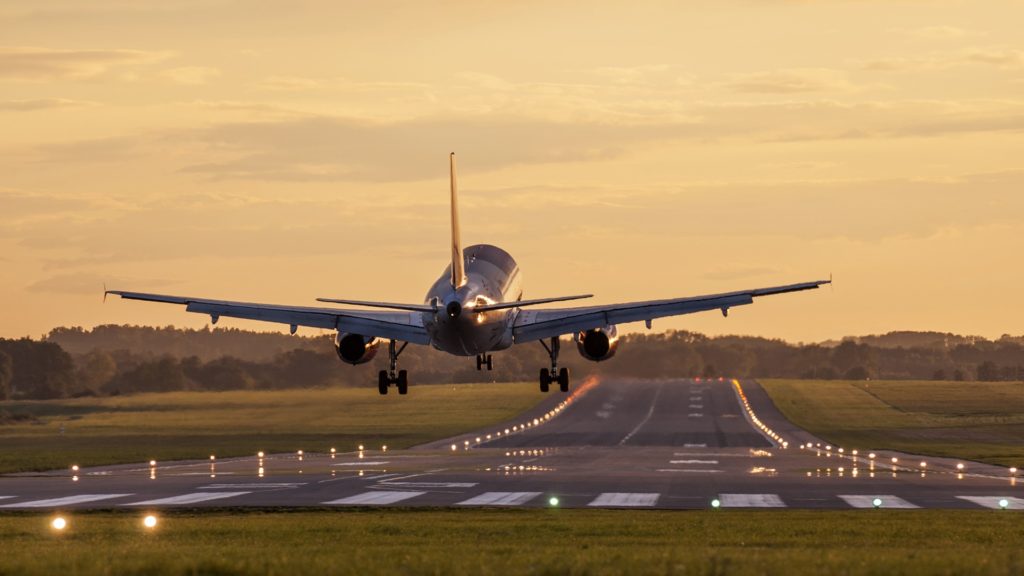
xmin=2 ymin=0 xmax=1023 ymax=342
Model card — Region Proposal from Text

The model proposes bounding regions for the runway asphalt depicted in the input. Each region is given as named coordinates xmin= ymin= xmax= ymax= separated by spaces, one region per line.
xmin=1 ymin=377 xmax=1020 ymax=511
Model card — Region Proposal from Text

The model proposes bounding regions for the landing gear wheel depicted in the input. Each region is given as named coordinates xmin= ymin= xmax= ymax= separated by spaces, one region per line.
xmin=539 ymin=368 xmax=551 ymax=393
xmin=558 ymin=367 xmax=570 ymax=393
xmin=397 ymin=370 xmax=408 ymax=395
xmin=486 ymin=355 xmax=493 ymax=371
xmin=378 ymin=370 xmax=389 ymax=395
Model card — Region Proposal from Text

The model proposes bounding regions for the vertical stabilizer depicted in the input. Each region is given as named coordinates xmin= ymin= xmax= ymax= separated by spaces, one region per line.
xmin=449 ymin=152 xmax=467 ymax=289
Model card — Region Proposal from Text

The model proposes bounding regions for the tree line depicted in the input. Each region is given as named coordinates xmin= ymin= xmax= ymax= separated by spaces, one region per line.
xmin=1 ymin=325 xmax=1023 ymax=400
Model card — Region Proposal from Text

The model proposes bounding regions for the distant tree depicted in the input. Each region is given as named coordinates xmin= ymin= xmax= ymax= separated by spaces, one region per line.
xmin=105 ymin=357 xmax=186 ymax=394
xmin=0 ymin=351 xmax=12 ymax=400
xmin=75 ymin=350 xmax=117 ymax=395
xmin=0 ymin=339 xmax=75 ymax=399
xmin=932 ymin=369 xmax=946 ymax=381
xmin=953 ymin=368 xmax=966 ymax=381
xmin=977 ymin=361 xmax=1000 ymax=382
xmin=843 ymin=366 xmax=870 ymax=380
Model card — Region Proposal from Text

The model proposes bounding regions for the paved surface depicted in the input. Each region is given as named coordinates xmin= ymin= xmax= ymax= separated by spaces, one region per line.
xmin=1 ymin=377 xmax=1020 ymax=511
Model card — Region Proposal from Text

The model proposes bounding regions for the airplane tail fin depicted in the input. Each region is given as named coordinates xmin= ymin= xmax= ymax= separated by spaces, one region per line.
xmin=450 ymin=152 xmax=467 ymax=289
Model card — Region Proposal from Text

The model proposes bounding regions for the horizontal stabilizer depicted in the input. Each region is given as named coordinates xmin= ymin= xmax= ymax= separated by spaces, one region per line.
xmin=474 ymin=294 xmax=593 ymax=313
xmin=315 ymin=298 xmax=437 ymax=312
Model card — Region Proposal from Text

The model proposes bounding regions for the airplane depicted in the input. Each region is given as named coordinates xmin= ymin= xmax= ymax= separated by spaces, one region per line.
xmin=106 ymin=153 xmax=830 ymax=395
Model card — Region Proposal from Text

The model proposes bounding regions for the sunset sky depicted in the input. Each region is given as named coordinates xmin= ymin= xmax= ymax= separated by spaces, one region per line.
xmin=2 ymin=0 xmax=1023 ymax=342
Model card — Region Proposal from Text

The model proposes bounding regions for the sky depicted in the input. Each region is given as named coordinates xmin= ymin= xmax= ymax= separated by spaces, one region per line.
xmin=2 ymin=0 xmax=1023 ymax=343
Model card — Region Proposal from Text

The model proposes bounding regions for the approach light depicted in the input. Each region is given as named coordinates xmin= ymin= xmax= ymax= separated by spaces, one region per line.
xmin=71 ymin=465 xmax=79 ymax=472
xmin=549 ymin=497 xmax=560 ymax=507
xmin=1011 ymin=467 xmax=1018 ymax=475
xmin=957 ymin=463 xmax=965 ymax=471
xmin=872 ymin=498 xmax=882 ymax=508
xmin=51 ymin=516 xmax=67 ymax=531
xmin=382 ymin=445 xmax=388 ymax=452
xmin=451 ymin=444 xmax=457 ymax=451
xmin=869 ymin=453 xmax=876 ymax=460
xmin=143 ymin=515 xmax=158 ymax=529
xmin=891 ymin=457 xmax=898 ymax=464
xmin=257 ymin=451 xmax=264 ymax=458
xmin=711 ymin=498 xmax=721 ymax=509
xmin=149 ymin=460 xmax=157 ymax=467
xmin=999 ymin=499 xmax=1010 ymax=510
xmin=210 ymin=455 xmax=216 ymax=461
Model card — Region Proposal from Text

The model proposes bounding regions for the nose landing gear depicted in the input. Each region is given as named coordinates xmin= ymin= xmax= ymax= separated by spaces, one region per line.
xmin=378 ymin=340 xmax=409 ymax=395
xmin=476 ymin=354 xmax=493 ymax=371
xmin=539 ymin=337 xmax=570 ymax=393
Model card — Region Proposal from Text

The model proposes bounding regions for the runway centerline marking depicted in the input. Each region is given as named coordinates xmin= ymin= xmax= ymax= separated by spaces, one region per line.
xmin=688 ymin=413 xmax=703 ymax=418
xmin=198 ymin=483 xmax=304 ymax=490
xmin=589 ymin=493 xmax=660 ymax=507
xmin=719 ymin=493 xmax=786 ymax=508
xmin=839 ymin=495 xmax=920 ymax=509
xmin=670 ymin=460 xmax=718 ymax=465
xmin=618 ymin=384 xmax=664 ymax=446
xmin=324 ymin=491 xmax=426 ymax=505
xmin=380 ymin=482 xmax=478 ymax=489
xmin=457 ymin=492 xmax=541 ymax=506
xmin=682 ymin=443 xmax=707 ymax=448
xmin=957 ymin=496 xmax=1024 ymax=509
xmin=124 ymin=492 xmax=251 ymax=506
xmin=1 ymin=494 xmax=133 ymax=508
xmin=657 ymin=469 xmax=723 ymax=474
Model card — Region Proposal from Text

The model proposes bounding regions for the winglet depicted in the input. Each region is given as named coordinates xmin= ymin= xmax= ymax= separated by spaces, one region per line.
xmin=103 ymin=282 xmax=108 ymax=303
xmin=450 ymin=152 xmax=467 ymax=289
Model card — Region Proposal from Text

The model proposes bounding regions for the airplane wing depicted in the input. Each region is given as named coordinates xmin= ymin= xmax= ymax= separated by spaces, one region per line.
xmin=105 ymin=291 xmax=431 ymax=344
xmin=512 ymin=280 xmax=829 ymax=343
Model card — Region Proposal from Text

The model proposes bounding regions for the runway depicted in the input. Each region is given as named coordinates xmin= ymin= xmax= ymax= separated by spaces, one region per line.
xmin=1 ymin=377 xmax=1020 ymax=510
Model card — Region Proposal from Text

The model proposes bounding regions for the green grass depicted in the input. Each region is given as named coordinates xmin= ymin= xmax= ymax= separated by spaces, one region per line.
xmin=761 ymin=379 xmax=1024 ymax=467
xmin=0 ymin=383 xmax=543 ymax=473
xmin=0 ymin=509 xmax=1021 ymax=575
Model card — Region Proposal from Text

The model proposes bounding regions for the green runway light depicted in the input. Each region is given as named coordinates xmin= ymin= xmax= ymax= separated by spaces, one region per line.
xmin=872 ymin=498 xmax=882 ymax=508
xmin=548 ymin=497 xmax=559 ymax=507
xmin=711 ymin=499 xmax=721 ymax=509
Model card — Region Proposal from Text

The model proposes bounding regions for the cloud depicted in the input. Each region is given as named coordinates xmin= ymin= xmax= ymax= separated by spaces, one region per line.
xmin=965 ymin=48 xmax=1024 ymax=68
xmin=0 ymin=97 xmax=95 ymax=111
xmin=897 ymin=26 xmax=976 ymax=40
xmin=256 ymin=75 xmax=321 ymax=91
xmin=0 ymin=46 xmax=169 ymax=80
xmin=160 ymin=66 xmax=221 ymax=85
xmin=725 ymin=68 xmax=853 ymax=94
xmin=27 ymin=273 xmax=178 ymax=296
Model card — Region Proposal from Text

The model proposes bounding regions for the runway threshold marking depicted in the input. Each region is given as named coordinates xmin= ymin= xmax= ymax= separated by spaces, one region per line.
xmin=380 ymin=482 xmax=478 ymax=488
xmin=719 ymin=493 xmax=786 ymax=508
xmin=198 ymin=483 xmax=305 ymax=489
xmin=0 ymin=496 xmax=14 ymax=501
xmin=324 ymin=491 xmax=426 ymax=505
xmin=457 ymin=492 xmax=541 ymax=506
xmin=0 ymin=494 xmax=133 ymax=508
xmin=957 ymin=496 xmax=1024 ymax=510
xmin=656 ymin=469 xmax=723 ymax=474
xmin=588 ymin=493 xmax=660 ymax=507
xmin=124 ymin=492 xmax=251 ymax=506
xmin=839 ymin=495 xmax=920 ymax=509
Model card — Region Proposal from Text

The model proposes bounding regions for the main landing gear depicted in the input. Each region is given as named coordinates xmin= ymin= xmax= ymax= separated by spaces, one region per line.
xmin=539 ymin=337 xmax=569 ymax=393
xmin=378 ymin=339 xmax=409 ymax=395
xmin=476 ymin=354 xmax=493 ymax=371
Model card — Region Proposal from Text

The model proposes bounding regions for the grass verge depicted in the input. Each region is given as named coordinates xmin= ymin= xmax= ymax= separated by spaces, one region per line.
xmin=0 ymin=383 xmax=542 ymax=473
xmin=0 ymin=509 xmax=1021 ymax=575
xmin=761 ymin=379 xmax=1024 ymax=467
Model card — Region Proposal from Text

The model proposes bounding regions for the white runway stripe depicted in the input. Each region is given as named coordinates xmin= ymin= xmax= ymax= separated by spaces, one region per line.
xmin=588 ymin=493 xmax=660 ymax=507
xmin=124 ymin=492 xmax=251 ymax=506
xmin=0 ymin=496 xmax=14 ymax=501
xmin=839 ymin=495 xmax=919 ymax=509
xmin=457 ymin=492 xmax=541 ymax=506
xmin=324 ymin=491 xmax=426 ymax=505
xmin=957 ymin=496 xmax=1024 ymax=510
xmin=0 ymin=494 xmax=132 ymax=508
xmin=670 ymin=459 xmax=718 ymax=464
xmin=719 ymin=493 xmax=786 ymax=508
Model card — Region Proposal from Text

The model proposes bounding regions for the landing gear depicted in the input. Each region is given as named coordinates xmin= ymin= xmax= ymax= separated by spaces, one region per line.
xmin=476 ymin=354 xmax=493 ymax=371
xmin=538 ymin=337 xmax=570 ymax=393
xmin=377 ymin=340 xmax=409 ymax=395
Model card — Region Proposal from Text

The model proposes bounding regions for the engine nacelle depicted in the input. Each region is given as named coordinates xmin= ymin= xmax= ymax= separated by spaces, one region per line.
xmin=334 ymin=333 xmax=380 ymax=365
xmin=575 ymin=325 xmax=619 ymax=362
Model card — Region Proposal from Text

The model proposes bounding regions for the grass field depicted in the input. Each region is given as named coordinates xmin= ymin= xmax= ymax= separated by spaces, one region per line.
xmin=0 ymin=509 xmax=1020 ymax=575
xmin=761 ymin=379 xmax=1024 ymax=467
xmin=0 ymin=383 xmax=543 ymax=473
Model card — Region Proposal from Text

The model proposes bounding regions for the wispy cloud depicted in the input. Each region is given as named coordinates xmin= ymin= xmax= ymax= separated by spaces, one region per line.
xmin=725 ymin=68 xmax=854 ymax=94
xmin=0 ymin=46 xmax=169 ymax=81
xmin=160 ymin=66 xmax=221 ymax=85
xmin=0 ymin=97 xmax=95 ymax=111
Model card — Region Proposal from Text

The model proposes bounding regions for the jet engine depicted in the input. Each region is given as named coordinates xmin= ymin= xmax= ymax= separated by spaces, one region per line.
xmin=334 ymin=333 xmax=380 ymax=365
xmin=575 ymin=325 xmax=619 ymax=362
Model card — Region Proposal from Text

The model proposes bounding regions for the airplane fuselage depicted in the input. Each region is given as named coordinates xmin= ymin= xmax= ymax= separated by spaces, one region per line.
xmin=423 ymin=244 xmax=522 ymax=356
